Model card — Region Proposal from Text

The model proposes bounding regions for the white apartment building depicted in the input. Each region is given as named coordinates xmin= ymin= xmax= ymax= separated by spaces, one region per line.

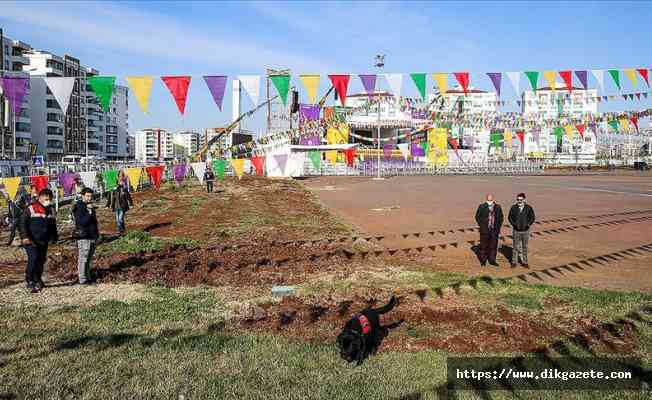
xmin=134 ymin=128 xmax=173 ymax=162
xmin=1 ymin=34 xmax=31 ymax=160
xmin=103 ymin=84 xmax=129 ymax=160
xmin=173 ymin=130 xmax=200 ymax=158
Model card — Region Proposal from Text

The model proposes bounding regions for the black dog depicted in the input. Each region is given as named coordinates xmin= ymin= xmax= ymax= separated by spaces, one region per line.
xmin=336 ymin=296 xmax=404 ymax=365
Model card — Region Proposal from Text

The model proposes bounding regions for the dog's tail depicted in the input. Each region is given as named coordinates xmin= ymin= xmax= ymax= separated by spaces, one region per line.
xmin=372 ymin=296 xmax=398 ymax=314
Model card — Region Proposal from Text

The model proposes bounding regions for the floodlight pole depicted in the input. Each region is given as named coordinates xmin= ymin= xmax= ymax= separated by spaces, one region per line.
xmin=373 ymin=54 xmax=384 ymax=180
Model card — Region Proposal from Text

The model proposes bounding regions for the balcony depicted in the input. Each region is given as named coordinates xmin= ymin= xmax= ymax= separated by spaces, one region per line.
xmin=12 ymin=54 xmax=29 ymax=65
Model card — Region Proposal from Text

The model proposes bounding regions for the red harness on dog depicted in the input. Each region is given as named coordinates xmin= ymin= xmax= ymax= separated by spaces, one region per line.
xmin=356 ymin=314 xmax=371 ymax=334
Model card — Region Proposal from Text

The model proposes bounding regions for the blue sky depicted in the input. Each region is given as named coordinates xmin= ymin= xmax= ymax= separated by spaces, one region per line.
xmin=2 ymin=0 xmax=652 ymax=134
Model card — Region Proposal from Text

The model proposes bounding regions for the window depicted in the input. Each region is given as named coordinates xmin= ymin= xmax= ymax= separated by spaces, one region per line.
xmin=46 ymin=99 xmax=60 ymax=109
xmin=15 ymin=122 xmax=30 ymax=132
xmin=47 ymin=113 xmax=62 ymax=122
xmin=47 ymin=140 xmax=63 ymax=149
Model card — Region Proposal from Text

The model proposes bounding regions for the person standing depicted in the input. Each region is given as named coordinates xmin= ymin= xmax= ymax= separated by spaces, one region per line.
xmin=6 ymin=186 xmax=30 ymax=246
xmin=106 ymin=175 xmax=133 ymax=235
xmin=73 ymin=188 xmax=99 ymax=284
xmin=508 ymin=193 xmax=536 ymax=267
xmin=19 ymin=188 xmax=58 ymax=293
xmin=204 ymin=166 xmax=216 ymax=193
xmin=474 ymin=194 xmax=504 ymax=267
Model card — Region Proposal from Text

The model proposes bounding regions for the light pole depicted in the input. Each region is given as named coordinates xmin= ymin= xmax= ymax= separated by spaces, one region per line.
xmin=373 ymin=54 xmax=384 ymax=180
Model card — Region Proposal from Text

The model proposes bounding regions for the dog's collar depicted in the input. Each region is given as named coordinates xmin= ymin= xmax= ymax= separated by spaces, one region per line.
xmin=355 ymin=314 xmax=371 ymax=335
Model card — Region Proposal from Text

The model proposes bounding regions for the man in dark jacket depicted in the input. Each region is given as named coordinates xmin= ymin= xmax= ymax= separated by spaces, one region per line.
xmin=204 ymin=166 xmax=215 ymax=193
xmin=19 ymin=188 xmax=58 ymax=293
xmin=106 ymin=177 xmax=133 ymax=234
xmin=73 ymin=188 xmax=99 ymax=284
xmin=508 ymin=192 xmax=536 ymax=267
xmin=474 ymin=194 xmax=504 ymax=267
xmin=6 ymin=186 xmax=30 ymax=246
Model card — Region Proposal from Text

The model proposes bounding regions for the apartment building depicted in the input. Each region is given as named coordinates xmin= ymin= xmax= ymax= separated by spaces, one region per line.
xmin=134 ymin=128 xmax=174 ymax=162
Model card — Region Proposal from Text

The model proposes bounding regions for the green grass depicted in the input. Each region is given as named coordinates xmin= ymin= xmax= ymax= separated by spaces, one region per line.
xmin=98 ymin=230 xmax=199 ymax=255
xmin=141 ymin=199 xmax=165 ymax=209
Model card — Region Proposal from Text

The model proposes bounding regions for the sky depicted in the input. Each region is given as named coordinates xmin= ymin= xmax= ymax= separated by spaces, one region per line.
xmin=2 ymin=0 xmax=652 ymax=134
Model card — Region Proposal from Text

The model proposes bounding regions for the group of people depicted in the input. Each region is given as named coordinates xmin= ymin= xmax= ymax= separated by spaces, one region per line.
xmin=5 ymin=171 xmax=135 ymax=293
xmin=475 ymin=193 xmax=536 ymax=267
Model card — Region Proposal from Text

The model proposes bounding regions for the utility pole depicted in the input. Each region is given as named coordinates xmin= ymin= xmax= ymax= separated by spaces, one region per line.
xmin=373 ymin=54 xmax=384 ymax=180
xmin=1 ymin=27 xmax=5 ymax=160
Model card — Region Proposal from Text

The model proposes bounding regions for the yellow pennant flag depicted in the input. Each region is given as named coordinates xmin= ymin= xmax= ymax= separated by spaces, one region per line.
xmin=432 ymin=73 xmax=448 ymax=94
xmin=125 ymin=167 xmax=143 ymax=191
xmin=563 ymin=124 xmax=575 ymax=139
xmin=231 ymin=159 xmax=245 ymax=179
xmin=619 ymin=118 xmax=630 ymax=132
xmin=504 ymin=129 xmax=513 ymax=147
xmin=543 ymin=71 xmax=557 ymax=91
xmin=325 ymin=150 xmax=338 ymax=165
xmin=1 ymin=177 xmax=21 ymax=200
xmin=299 ymin=75 xmax=320 ymax=104
xmin=126 ymin=76 xmax=154 ymax=114
xmin=624 ymin=69 xmax=638 ymax=89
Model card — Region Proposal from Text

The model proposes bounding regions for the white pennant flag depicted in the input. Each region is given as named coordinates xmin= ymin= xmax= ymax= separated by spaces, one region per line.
xmin=43 ymin=77 xmax=76 ymax=114
xmin=190 ymin=162 xmax=207 ymax=184
xmin=384 ymin=73 xmax=403 ymax=97
xmin=79 ymin=171 xmax=97 ymax=191
xmin=506 ymin=72 xmax=520 ymax=96
xmin=238 ymin=75 xmax=260 ymax=106
xmin=397 ymin=143 xmax=409 ymax=160
xmin=591 ymin=70 xmax=604 ymax=93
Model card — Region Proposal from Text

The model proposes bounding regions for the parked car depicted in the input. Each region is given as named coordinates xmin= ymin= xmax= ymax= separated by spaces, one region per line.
xmin=633 ymin=161 xmax=650 ymax=170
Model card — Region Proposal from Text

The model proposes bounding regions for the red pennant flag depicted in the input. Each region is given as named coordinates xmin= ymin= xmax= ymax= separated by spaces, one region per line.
xmin=559 ymin=70 xmax=573 ymax=92
xmin=448 ymin=138 xmax=459 ymax=150
xmin=637 ymin=69 xmax=649 ymax=87
xmin=636 ymin=93 xmax=641 ymax=100
xmin=575 ymin=124 xmax=586 ymax=138
xmin=30 ymin=175 xmax=49 ymax=193
xmin=344 ymin=148 xmax=356 ymax=167
xmin=251 ymin=155 xmax=265 ymax=175
xmin=161 ymin=76 xmax=191 ymax=115
xmin=453 ymin=72 xmax=469 ymax=95
xmin=515 ymin=130 xmax=525 ymax=144
xmin=630 ymin=116 xmax=639 ymax=132
xmin=328 ymin=75 xmax=351 ymax=106
xmin=146 ymin=165 xmax=165 ymax=190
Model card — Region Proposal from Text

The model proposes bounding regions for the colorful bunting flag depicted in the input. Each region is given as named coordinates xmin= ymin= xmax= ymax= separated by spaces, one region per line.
xmin=624 ymin=69 xmax=637 ymax=89
xmin=190 ymin=162 xmax=207 ymax=184
xmin=592 ymin=70 xmax=604 ymax=93
xmin=43 ymin=77 xmax=76 ymax=115
xmin=173 ymin=164 xmax=187 ymax=183
xmin=79 ymin=171 xmax=97 ymax=191
xmin=559 ymin=70 xmax=573 ymax=92
xmin=0 ymin=77 xmax=29 ymax=116
xmin=125 ymin=76 xmax=154 ymax=114
xmin=358 ymin=74 xmax=377 ymax=94
xmin=238 ymin=75 xmax=260 ymax=106
xmin=384 ymin=73 xmax=402 ymax=97
xmin=553 ymin=127 xmax=563 ymax=141
xmin=102 ymin=170 xmax=118 ymax=191
xmin=0 ymin=177 xmax=21 ymax=201
xmin=308 ymin=151 xmax=321 ymax=170
xmin=212 ymin=159 xmax=226 ymax=180
xmin=515 ymin=130 xmax=525 ymax=145
xmin=325 ymin=150 xmax=338 ymax=164
xmin=525 ymin=71 xmax=539 ymax=91
xmin=636 ymin=68 xmax=649 ymax=87
xmin=299 ymin=75 xmax=320 ymax=104
xmin=203 ymin=75 xmax=228 ymax=111
xmin=563 ymin=124 xmax=575 ymax=140
xmin=30 ymin=175 xmax=49 ymax=193
xmin=397 ymin=143 xmax=409 ymax=160
xmin=410 ymin=73 xmax=427 ymax=100
xmin=432 ymin=73 xmax=448 ymax=95
xmin=230 ymin=159 xmax=245 ymax=179
xmin=125 ymin=167 xmax=143 ymax=191
xmin=251 ymin=155 xmax=265 ymax=175
xmin=607 ymin=69 xmax=621 ymax=90
xmin=543 ymin=71 xmax=557 ymax=91
xmin=270 ymin=75 xmax=291 ymax=105
xmin=328 ymin=75 xmax=350 ymax=106
xmin=575 ymin=70 xmax=588 ymax=90
xmin=504 ymin=129 xmax=513 ymax=147
xmin=575 ymin=124 xmax=586 ymax=138
xmin=273 ymin=154 xmax=289 ymax=174
xmin=161 ymin=76 xmax=191 ymax=115
xmin=453 ymin=72 xmax=469 ymax=95
xmin=486 ymin=73 xmax=502 ymax=97
xmin=506 ymin=71 xmax=521 ymax=96
xmin=344 ymin=148 xmax=356 ymax=167
xmin=88 ymin=76 xmax=116 ymax=113
xmin=630 ymin=116 xmax=639 ymax=132
xmin=608 ymin=120 xmax=619 ymax=131
xmin=145 ymin=166 xmax=164 ymax=190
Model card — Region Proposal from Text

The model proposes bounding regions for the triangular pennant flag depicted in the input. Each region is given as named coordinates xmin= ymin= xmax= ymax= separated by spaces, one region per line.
xmin=230 ymin=159 xmax=245 ymax=179
xmin=575 ymin=124 xmax=586 ymax=138
xmin=299 ymin=75 xmax=320 ymax=104
xmin=486 ymin=73 xmax=502 ymax=97
xmin=212 ymin=159 xmax=226 ymax=180
xmin=273 ymin=154 xmax=289 ymax=174
xmin=563 ymin=125 xmax=575 ymax=140
xmin=504 ymin=130 xmax=513 ymax=147
xmin=419 ymin=141 xmax=429 ymax=155
xmin=384 ymin=73 xmax=402 ymax=97
xmin=410 ymin=73 xmax=427 ymax=100
xmin=559 ymin=71 xmax=573 ymax=93
xmin=397 ymin=143 xmax=409 ymax=160
xmin=203 ymin=75 xmax=228 ymax=111
xmin=145 ymin=166 xmax=164 ymax=190
xmin=125 ymin=76 xmax=153 ymax=114
xmin=1 ymin=177 xmax=21 ymax=200
xmin=102 ymin=170 xmax=118 ymax=191
xmin=543 ymin=71 xmax=557 ymax=91
xmin=30 ymin=176 xmax=49 ymax=193
xmin=432 ymin=73 xmax=448 ymax=95
xmin=575 ymin=70 xmax=588 ymax=90
xmin=161 ymin=76 xmax=191 ymax=115
xmin=607 ymin=69 xmax=621 ymax=90
xmin=0 ymin=77 xmax=29 ymax=116
xmin=620 ymin=118 xmax=630 ymax=132
xmin=553 ymin=127 xmax=564 ymax=140
xmin=516 ymin=130 xmax=525 ymax=144
xmin=251 ymin=155 xmax=266 ymax=175
xmin=238 ymin=75 xmax=260 ymax=106
xmin=325 ymin=150 xmax=338 ymax=164
xmin=453 ymin=72 xmax=469 ymax=95
xmin=592 ymin=70 xmax=604 ymax=93
xmin=630 ymin=116 xmax=639 ymax=132
xmin=87 ymin=76 xmax=116 ymax=113
xmin=624 ymin=69 xmax=637 ymax=89
xmin=328 ymin=75 xmax=350 ymax=106
xmin=525 ymin=71 xmax=539 ymax=91
xmin=308 ymin=151 xmax=321 ymax=170
xmin=173 ymin=164 xmax=187 ymax=183
xmin=506 ymin=72 xmax=521 ymax=96
xmin=43 ymin=77 xmax=76 ymax=115
xmin=344 ymin=148 xmax=356 ymax=167
xmin=608 ymin=120 xmax=619 ymax=131
xmin=125 ymin=167 xmax=143 ymax=191
xmin=636 ymin=69 xmax=649 ymax=87
xmin=270 ymin=75 xmax=291 ymax=105
xmin=636 ymin=93 xmax=641 ymax=100
xmin=190 ymin=162 xmax=207 ymax=184
xmin=358 ymin=74 xmax=377 ymax=94
xmin=79 ymin=171 xmax=97 ymax=191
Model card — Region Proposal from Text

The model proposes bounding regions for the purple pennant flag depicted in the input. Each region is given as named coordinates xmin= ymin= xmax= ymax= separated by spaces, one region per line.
xmin=203 ymin=76 xmax=227 ymax=111
xmin=486 ymin=73 xmax=502 ymax=97
xmin=411 ymin=143 xmax=425 ymax=157
xmin=59 ymin=172 xmax=77 ymax=196
xmin=358 ymin=74 xmax=377 ymax=94
xmin=0 ymin=77 xmax=29 ymax=116
xmin=532 ymin=128 xmax=540 ymax=144
xmin=463 ymin=135 xmax=475 ymax=152
xmin=589 ymin=122 xmax=597 ymax=135
xmin=383 ymin=143 xmax=394 ymax=159
xmin=173 ymin=164 xmax=187 ymax=183
xmin=273 ymin=154 xmax=289 ymax=173
xmin=574 ymin=70 xmax=588 ymax=90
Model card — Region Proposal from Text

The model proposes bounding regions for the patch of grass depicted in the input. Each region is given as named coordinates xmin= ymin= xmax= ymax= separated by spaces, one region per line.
xmin=141 ymin=199 xmax=164 ymax=209
xmin=499 ymin=292 xmax=543 ymax=311
xmin=100 ymin=230 xmax=165 ymax=254
xmin=169 ymin=237 xmax=200 ymax=249
xmin=189 ymin=197 xmax=205 ymax=216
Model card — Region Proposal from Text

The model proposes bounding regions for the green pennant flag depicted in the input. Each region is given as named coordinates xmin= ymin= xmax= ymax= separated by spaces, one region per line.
xmin=308 ymin=150 xmax=321 ymax=170
xmin=607 ymin=70 xmax=621 ymax=90
xmin=553 ymin=127 xmax=564 ymax=140
xmin=490 ymin=131 xmax=504 ymax=148
xmin=608 ymin=120 xmax=620 ymax=131
xmin=420 ymin=140 xmax=429 ymax=155
xmin=410 ymin=73 xmax=426 ymax=101
xmin=212 ymin=159 xmax=226 ymax=180
xmin=270 ymin=75 xmax=291 ymax=105
xmin=102 ymin=169 xmax=118 ymax=191
xmin=88 ymin=76 xmax=116 ymax=113
xmin=524 ymin=71 xmax=539 ymax=91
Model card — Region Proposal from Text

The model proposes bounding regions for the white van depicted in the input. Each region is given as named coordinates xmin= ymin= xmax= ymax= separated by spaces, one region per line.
xmin=62 ymin=155 xmax=83 ymax=165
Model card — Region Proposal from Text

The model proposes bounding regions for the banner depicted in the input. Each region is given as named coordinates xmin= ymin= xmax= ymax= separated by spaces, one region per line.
xmin=190 ymin=162 xmax=207 ymax=184
xmin=504 ymin=129 xmax=513 ymax=147
xmin=328 ymin=75 xmax=351 ymax=106
xmin=161 ymin=76 xmax=192 ymax=115
xmin=145 ymin=166 xmax=164 ymax=190
xmin=203 ymin=75 xmax=228 ymax=111
xmin=212 ymin=159 xmax=226 ymax=180
xmin=102 ymin=170 xmax=118 ymax=191
xmin=384 ymin=73 xmax=402 ymax=97
xmin=299 ymin=104 xmax=320 ymax=128
xmin=230 ymin=159 xmax=245 ymax=179
xmin=270 ymin=75 xmax=291 ymax=105
xmin=411 ymin=143 xmax=424 ymax=157
xmin=1 ymin=177 xmax=21 ymax=201
xmin=410 ymin=73 xmax=426 ymax=100
xmin=87 ymin=76 xmax=116 ymax=113
xmin=79 ymin=171 xmax=97 ymax=191
xmin=299 ymin=75 xmax=320 ymax=104
xmin=125 ymin=76 xmax=154 ymax=114
xmin=0 ymin=77 xmax=29 ymax=116
xmin=427 ymin=128 xmax=448 ymax=167
xmin=30 ymin=175 xmax=49 ymax=193
xmin=238 ymin=75 xmax=260 ymax=106
xmin=125 ymin=167 xmax=143 ymax=191
xmin=43 ymin=77 xmax=76 ymax=115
